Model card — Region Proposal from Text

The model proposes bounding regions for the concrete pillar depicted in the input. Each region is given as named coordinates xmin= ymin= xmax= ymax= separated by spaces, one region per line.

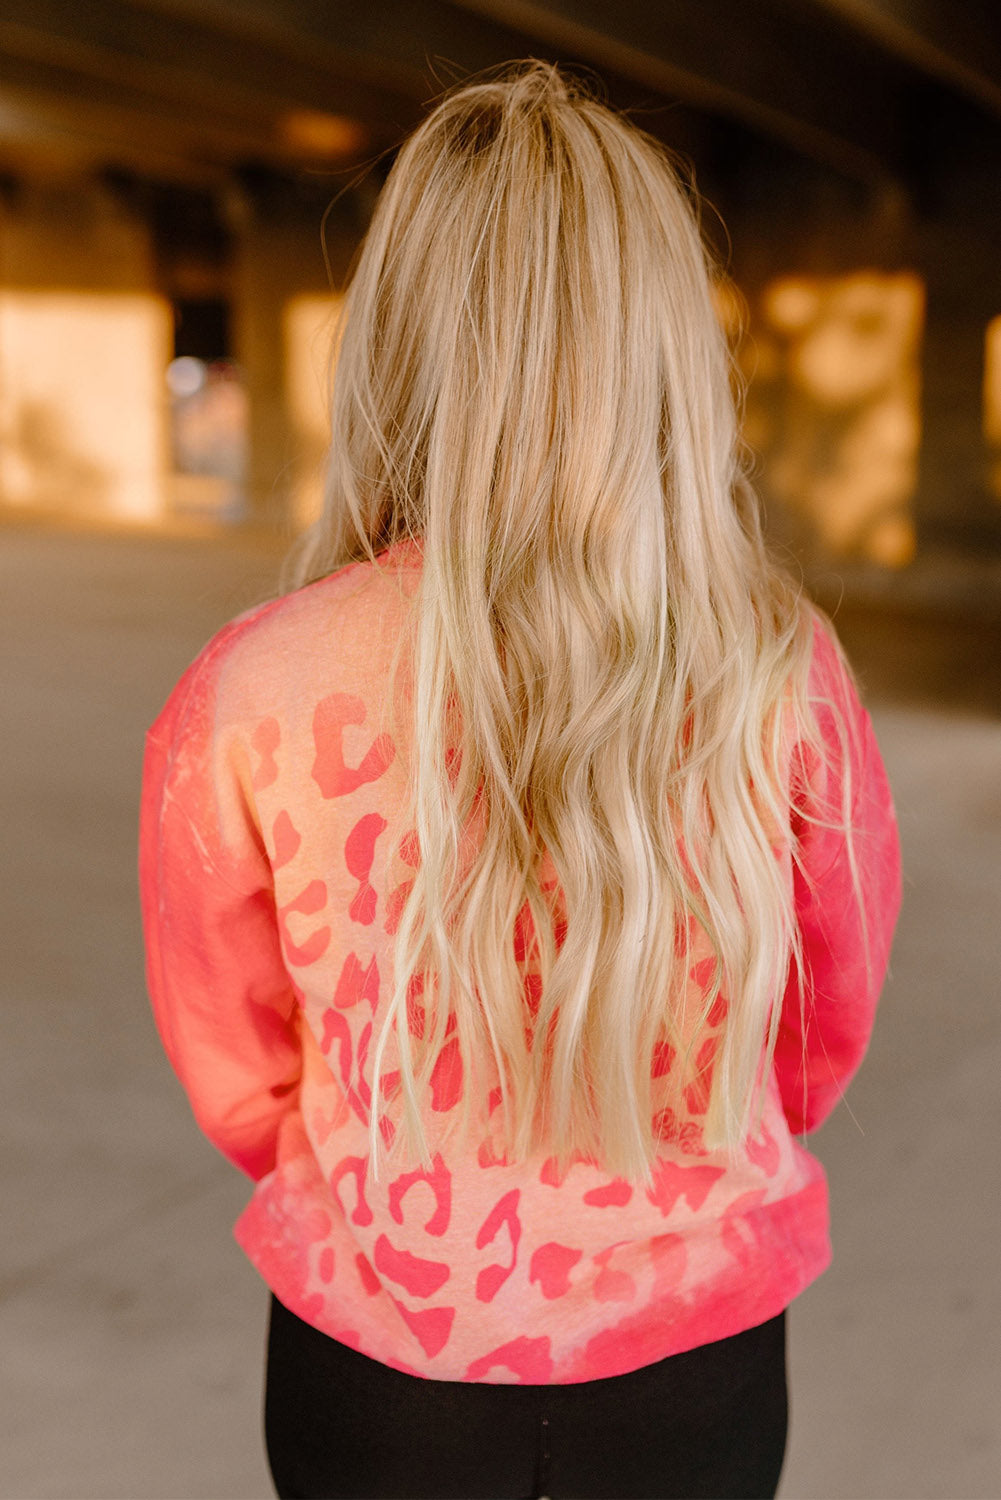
xmin=230 ymin=183 xmax=358 ymax=533
xmin=0 ymin=178 xmax=171 ymax=523
xmin=914 ymin=218 xmax=1001 ymax=551
xmin=721 ymin=145 xmax=922 ymax=567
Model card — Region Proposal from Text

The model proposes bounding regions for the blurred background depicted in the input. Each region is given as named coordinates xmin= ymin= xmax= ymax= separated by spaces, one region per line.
xmin=1 ymin=3 xmax=999 ymax=1497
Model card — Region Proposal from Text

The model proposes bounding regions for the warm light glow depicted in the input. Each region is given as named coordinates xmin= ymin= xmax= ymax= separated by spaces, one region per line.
xmin=0 ymin=291 xmax=172 ymax=521
xmin=280 ymin=110 xmax=366 ymax=160
xmin=763 ymin=280 xmax=819 ymax=335
xmin=283 ymin=294 xmax=343 ymax=528
xmin=984 ymin=315 xmax=1001 ymax=501
xmin=751 ymin=271 xmax=924 ymax=567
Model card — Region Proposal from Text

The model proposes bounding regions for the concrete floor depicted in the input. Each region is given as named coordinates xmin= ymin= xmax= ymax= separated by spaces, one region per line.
xmin=1 ymin=519 xmax=999 ymax=1500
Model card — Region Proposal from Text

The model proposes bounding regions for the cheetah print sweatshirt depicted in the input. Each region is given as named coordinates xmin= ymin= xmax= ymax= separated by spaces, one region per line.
xmin=139 ymin=538 xmax=901 ymax=1383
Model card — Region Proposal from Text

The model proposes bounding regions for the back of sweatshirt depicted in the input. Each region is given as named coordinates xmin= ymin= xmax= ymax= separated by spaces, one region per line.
xmin=139 ymin=538 xmax=901 ymax=1383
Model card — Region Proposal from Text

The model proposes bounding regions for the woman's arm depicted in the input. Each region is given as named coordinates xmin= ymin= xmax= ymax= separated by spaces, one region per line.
xmin=138 ymin=635 xmax=302 ymax=1182
xmin=773 ymin=625 xmax=903 ymax=1134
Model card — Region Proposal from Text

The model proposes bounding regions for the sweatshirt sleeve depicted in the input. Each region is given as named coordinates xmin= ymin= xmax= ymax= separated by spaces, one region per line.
xmin=773 ymin=622 xmax=903 ymax=1134
xmin=138 ymin=629 xmax=302 ymax=1182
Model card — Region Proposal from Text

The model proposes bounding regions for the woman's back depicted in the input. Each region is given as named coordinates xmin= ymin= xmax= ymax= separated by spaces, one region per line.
xmin=140 ymin=531 xmax=896 ymax=1382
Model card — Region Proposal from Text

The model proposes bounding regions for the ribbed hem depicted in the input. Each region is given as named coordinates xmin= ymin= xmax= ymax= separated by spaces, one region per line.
xmin=234 ymin=1176 xmax=830 ymax=1385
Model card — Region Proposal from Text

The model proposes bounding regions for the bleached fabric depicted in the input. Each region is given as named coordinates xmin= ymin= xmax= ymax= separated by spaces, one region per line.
xmin=139 ymin=538 xmax=901 ymax=1383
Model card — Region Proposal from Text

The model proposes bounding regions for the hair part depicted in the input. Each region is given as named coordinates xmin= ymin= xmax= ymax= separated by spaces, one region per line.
xmin=288 ymin=60 xmax=853 ymax=1183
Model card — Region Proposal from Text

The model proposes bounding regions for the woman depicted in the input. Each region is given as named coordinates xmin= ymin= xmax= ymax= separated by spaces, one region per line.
xmin=139 ymin=61 xmax=902 ymax=1500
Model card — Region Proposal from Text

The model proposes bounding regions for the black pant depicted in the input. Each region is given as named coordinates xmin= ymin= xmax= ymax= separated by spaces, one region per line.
xmin=264 ymin=1293 xmax=788 ymax=1500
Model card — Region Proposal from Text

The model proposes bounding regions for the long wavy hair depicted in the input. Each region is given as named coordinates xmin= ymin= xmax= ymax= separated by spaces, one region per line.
xmin=288 ymin=61 xmax=847 ymax=1183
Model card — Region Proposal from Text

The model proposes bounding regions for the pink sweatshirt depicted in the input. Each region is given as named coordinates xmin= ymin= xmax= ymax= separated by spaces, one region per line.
xmin=139 ymin=538 xmax=901 ymax=1384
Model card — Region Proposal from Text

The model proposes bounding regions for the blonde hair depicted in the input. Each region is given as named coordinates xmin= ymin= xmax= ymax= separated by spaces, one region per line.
xmin=289 ymin=61 xmax=841 ymax=1183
